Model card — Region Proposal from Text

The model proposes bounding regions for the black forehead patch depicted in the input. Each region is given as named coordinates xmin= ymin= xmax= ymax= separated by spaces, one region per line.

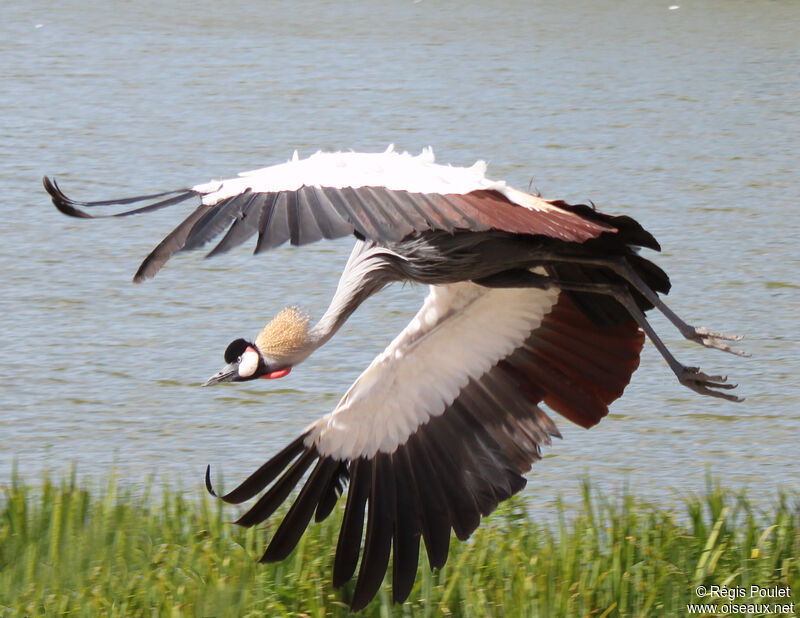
xmin=224 ymin=338 xmax=252 ymax=363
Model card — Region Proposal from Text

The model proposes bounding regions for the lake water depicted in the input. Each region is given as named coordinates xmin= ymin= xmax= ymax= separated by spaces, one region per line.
xmin=1 ymin=0 xmax=798 ymax=512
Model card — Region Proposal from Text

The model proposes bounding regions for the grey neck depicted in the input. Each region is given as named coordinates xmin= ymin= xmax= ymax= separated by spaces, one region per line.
xmin=304 ymin=241 xmax=395 ymax=353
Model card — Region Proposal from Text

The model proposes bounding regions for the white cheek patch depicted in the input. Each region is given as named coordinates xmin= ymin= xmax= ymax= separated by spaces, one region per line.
xmin=238 ymin=349 xmax=260 ymax=377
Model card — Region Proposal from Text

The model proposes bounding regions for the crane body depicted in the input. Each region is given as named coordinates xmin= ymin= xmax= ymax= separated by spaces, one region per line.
xmin=45 ymin=146 xmax=745 ymax=610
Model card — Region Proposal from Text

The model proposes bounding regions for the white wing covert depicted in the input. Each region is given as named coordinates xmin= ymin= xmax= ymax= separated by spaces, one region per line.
xmin=305 ymin=282 xmax=560 ymax=459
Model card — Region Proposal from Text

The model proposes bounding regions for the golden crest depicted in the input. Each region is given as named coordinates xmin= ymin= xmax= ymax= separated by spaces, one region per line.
xmin=255 ymin=306 xmax=310 ymax=358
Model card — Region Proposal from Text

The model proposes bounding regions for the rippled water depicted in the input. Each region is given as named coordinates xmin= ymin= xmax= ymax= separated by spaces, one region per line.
xmin=2 ymin=0 xmax=798 ymax=509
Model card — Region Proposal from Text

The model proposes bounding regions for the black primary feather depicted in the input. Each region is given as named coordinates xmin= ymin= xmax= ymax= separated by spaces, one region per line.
xmin=351 ymin=453 xmax=396 ymax=611
xmin=240 ymin=448 xmax=317 ymax=530
xmin=261 ymin=457 xmax=340 ymax=562
xmin=43 ymin=176 xmax=196 ymax=218
xmin=205 ymin=433 xmax=308 ymax=504
xmin=391 ymin=449 xmax=422 ymax=603
xmin=333 ymin=458 xmax=371 ymax=588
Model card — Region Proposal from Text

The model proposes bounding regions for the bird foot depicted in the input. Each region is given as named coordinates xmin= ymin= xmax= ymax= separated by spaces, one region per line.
xmin=681 ymin=326 xmax=750 ymax=357
xmin=678 ymin=366 xmax=744 ymax=402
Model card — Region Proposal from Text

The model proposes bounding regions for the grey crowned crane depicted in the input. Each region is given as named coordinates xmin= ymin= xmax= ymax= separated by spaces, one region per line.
xmin=45 ymin=146 xmax=745 ymax=610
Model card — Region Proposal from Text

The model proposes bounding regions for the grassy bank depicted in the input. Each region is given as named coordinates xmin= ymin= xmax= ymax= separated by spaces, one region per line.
xmin=0 ymin=473 xmax=797 ymax=617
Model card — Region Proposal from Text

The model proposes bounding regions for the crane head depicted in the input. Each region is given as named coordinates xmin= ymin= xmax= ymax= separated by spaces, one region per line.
xmin=203 ymin=338 xmax=291 ymax=386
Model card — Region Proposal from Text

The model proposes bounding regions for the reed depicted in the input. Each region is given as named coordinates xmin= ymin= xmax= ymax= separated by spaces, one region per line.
xmin=0 ymin=471 xmax=797 ymax=617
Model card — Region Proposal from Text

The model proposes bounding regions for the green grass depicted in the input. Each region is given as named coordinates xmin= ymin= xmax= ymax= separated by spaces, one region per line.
xmin=0 ymin=471 xmax=797 ymax=617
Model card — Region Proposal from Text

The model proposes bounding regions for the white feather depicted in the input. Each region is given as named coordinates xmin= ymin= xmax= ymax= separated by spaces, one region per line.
xmin=238 ymin=349 xmax=260 ymax=378
xmin=191 ymin=148 xmax=561 ymax=213
xmin=304 ymin=281 xmax=560 ymax=460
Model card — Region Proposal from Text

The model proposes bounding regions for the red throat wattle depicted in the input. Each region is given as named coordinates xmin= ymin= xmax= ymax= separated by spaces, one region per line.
xmin=261 ymin=367 xmax=292 ymax=379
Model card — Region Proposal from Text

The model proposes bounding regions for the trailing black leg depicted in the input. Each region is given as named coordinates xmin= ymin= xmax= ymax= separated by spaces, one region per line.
xmin=528 ymin=252 xmax=748 ymax=357
xmin=548 ymin=279 xmax=743 ymax=402
xmin=476 ymin=269 xmax=743 ymax=402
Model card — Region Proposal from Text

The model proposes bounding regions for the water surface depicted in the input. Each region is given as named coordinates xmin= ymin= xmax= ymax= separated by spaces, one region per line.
xmin=1 ymin=0 xmax=798 ymax=510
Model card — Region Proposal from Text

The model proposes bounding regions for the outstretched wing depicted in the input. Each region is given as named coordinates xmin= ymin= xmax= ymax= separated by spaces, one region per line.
xmin=44 ymin=148 xmax=615 ymax=282
xmin=206 ymin=284 xmax=644 ymax=610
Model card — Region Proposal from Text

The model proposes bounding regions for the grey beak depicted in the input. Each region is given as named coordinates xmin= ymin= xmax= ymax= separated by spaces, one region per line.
xmin=203 ymin=362 xmax=238 ymax=386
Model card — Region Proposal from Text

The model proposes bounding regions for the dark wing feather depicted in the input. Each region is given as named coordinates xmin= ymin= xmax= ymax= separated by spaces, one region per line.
xmin=415 ymin=419 xmax=482 ymax=541
xmin=47 ymin=172 xmax=626 ymax=281
xmin=284 ymin=190 xmax=300 ymax=246
xmin=134 ymin=204 xmax=213 ymax=282
xmin=449 ymin=190 xmax=611 ymax=242
xmin=381 ymin=188 xmax=443 ymax=230
xmin=314 ymin=461 xmax=349 ymax=523
xmin=292 ymin=187 xmax=324 ymax=245
xmin=338 ymin=187 xmax=394 ymax=240
xmin=333 ymin=458 xmax=371 ymax=587
xmin=43 ymin=176 xmax=196 ymax=218
xmin=261 ymin=457 xmax=340 ymax=562
xmin=204 ymin=193 xmax=274 ymax=257
xmin=237 ymin=448 xmax=317 ymax=529
xmin=405 ymin=431 xmax=452 ymax=570
xmin=350 ymin=453 xmax=396 ymax=611
xmin=521 ymin=296 xmax=644 ymax=427
xmin=551 ymin=201 xmax=661 ymax=251
xmin=300 ymin=186 xmax=355 ymax=239
xmin=391 ymin=449 xmax=422 ymax=603
xmin=182 ymin=192 xmax=262 ymax=252
xmin=253 ymin=192 xmax=290 ymax=253
xmin=205 ymin=433 xmax=308 ymax=504
xmin=357 ymin=187 xmax=417 ymax=240
xmin=411 ymin=193 xmax=458 ymax=233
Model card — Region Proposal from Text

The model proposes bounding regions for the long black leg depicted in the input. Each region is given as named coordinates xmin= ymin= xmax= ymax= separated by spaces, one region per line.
xmin=474 ymin=270 xmax=743 ymax=402
xmin=525 ymin=253 xmax=748 ymax=357
xmin=558 ymin=280 xmax=742 ymax=402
